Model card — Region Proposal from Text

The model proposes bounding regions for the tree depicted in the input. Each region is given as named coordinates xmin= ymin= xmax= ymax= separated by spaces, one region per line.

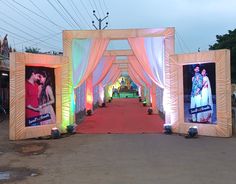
xmin=209 ymin=29 xmax=236 ymax=83
xmin=25 ymin=47 xmax=40 ymax=53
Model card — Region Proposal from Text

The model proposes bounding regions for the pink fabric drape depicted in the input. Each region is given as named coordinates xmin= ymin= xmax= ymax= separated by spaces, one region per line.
xmin=128 ymin=71 xmax=142 ymax=87
xmin=97 ymin=65 xmax=121 ymax=104
xmin=93 ymin=56 xmax=116 ymax=86
xmin=129 ymin=65 xmax=150 ymax=102
xmin=101 ymin=65 xmax=120 ymax=87
xmin=128 ymin=56 xmax=153 ymax=107
xmin=128 ymin=66 xmax=145 ymax=87
xmin=98 ymin=84 xmax=104 ymax=105
xmin=128 ymin=38 xmax=164 ymax=88
xmin=76 ymin=38 xmax=109 ymax=88
xmin=151 ymin=82 xmax=158 ymax=113
xmin=128 ymin=56 xmax=151 ymax=87
xmin=86 ymin=74 xmax=93 ymax=110
xmin=107 ymin=68 xmax=121 ymax=85
xmin=128 ymin=68 xmax=145 ymax=98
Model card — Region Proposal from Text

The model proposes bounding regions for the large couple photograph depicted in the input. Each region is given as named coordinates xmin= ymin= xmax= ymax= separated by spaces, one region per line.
xmin=25 ymin=66 xmax=56 ymax=127
xmin=183 ymin=63 xmax=217 ymax=124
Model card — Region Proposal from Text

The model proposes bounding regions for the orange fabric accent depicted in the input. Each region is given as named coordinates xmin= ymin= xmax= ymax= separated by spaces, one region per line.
xmin=86 ymin=74 xmax=93 ymax=110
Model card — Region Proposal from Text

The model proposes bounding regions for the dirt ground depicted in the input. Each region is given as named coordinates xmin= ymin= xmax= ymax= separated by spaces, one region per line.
xmin=1 ymin=118 xmax=236 ymax=184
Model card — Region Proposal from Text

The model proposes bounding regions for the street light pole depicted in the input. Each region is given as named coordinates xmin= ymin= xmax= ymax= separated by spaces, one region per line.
xmin=92 ymin=10 xmax=109 ymax=30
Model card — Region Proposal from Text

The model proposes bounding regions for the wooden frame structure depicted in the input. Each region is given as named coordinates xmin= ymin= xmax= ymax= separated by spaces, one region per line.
xmin=9 ymin=27 xmax=233 ymax=139
xmin=10 ymin=53 xmax=69 ymax=140
xmin=169 ymin=50 xmax=232 ymax=137
xmin=9 ymin=28 xmax=232 ymax=139
xmin=63 ymin=28 xmax=175 ymax=124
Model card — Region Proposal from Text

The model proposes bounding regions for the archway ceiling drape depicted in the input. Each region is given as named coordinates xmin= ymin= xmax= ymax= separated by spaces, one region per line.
xmin=101 ymin=65 xmax=120 ymax=87
xmin=128 ymin=67 xmax=145 ymax=88
xmin=92 ymin=56 xmax=116 ymax=86
xmin=97 ymin=56 xmax=152 ymax=89
xmin=71 ymin=36 xmax=165 ymax=92
xmin=128 ymin=56 xmax=152 ymax=87
xmin=128 ymin=37 xmax=165 ymax=88
xmin=72 ymin=38 xmax=109 ymax=88
xmin=109 ymin=70 xmax=122 ymax=85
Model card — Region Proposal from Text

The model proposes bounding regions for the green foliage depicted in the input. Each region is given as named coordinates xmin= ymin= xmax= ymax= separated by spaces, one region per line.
xmin=25 ymin=47 xmax=40 ymax=53
xmin=209 ymin=29 xmax=236 ymax=83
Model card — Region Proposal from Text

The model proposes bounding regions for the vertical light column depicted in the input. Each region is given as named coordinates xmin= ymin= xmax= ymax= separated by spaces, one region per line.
xmin=141 ymin=86 xmax=145 ymax=99
xmin=164 ymin=28 xmax=175 ymax=125
xmin=86 ymin=74 xmax=93 ymax=111
xmin=98 ymin=84 xmax=104 ymax=105
xmin=151 ymin=82 xmax=158 ymax=114
xmin=138 ymin=86 xmax=141 ymax=97
xmin=104 ymin=85 xmax=110 ymax=102
xmin=62 ymin=36 xmax=74 ymax=129
xmin=145 ymin=87 xmax=150 ymax=105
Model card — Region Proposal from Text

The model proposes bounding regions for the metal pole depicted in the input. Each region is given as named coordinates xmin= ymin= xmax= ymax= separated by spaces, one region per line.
xmin=92 ymin=10 xmax=109 ymax=30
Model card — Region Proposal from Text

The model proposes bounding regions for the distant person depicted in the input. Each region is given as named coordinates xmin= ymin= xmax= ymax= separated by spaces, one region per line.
xmin=190 ymin=65 xmax=203 ymax=122
xmin=112 ymin=86 xmax=120 ymax=98
xmin=200 ymin=68 xmax=213 ymax=123
xmin=38 ymin=71 xmax=56 ymax=125
xmin=121 ymin=78 xmax=125 ymax=88
xmin=112 ymin=86 xmax=115 ymax=94
xmin=25 ymin=68 xmax=41 ymax=126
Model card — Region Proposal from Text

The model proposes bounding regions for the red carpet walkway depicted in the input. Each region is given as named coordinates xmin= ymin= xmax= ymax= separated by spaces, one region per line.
xmin=76 ymin=98 xmax=164 ymax=134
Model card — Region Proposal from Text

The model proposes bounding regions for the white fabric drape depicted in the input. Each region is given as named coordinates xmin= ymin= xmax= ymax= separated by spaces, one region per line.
xmin=128 ymin=37 xmax=165 ymax=88
xmin=128 ymin=37 xmax=165 ymax=112
xmin=92 ymin=56 xmax=115 ymax=86
xmin=93 ymin=85 xmax=99 ymax=105
xmin=75 ymin=81 xmax=86 ymax=113
xmin=128 ymin=56 xmax=152 ymax=87
xmin=128 ymin=66 xmax=145 ymax=88
xmin=72 ymin=38 xmax=109 ymax=88
xmin=101 ymin=65 xmax=120 ymax=87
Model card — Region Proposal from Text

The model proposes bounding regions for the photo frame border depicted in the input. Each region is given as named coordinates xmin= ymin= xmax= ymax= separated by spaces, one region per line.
xmin=10 ymin=52 xmax=69 ymax=140
xmin=169 ymin=49 xmax=232 ymax=137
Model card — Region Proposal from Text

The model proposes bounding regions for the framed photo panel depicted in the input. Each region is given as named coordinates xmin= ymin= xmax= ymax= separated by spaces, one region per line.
xmin=169 ymin=49 xmax=231 ymax=137
xmin=10 ymin=53 xmax=69 ymax=140
xmin=183 ymin=63 xmax=217 ymax=124
xmin=25 ymin=66 xmax=56 ymax=127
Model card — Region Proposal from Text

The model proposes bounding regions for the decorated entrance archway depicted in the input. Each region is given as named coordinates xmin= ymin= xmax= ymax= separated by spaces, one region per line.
xmin=9 ymin=28 xmax=231 ymax=140
xmin=63 ymin=28 xmax=175 ymax=128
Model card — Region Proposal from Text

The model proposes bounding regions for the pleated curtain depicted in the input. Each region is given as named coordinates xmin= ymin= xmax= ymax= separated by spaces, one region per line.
xmin=128 ymin=37 xmax=165 ymax=88
xmin=72 ymin=38 xmax=109 ymax=88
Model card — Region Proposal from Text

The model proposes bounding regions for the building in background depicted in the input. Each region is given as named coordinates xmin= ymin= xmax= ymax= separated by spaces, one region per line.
xmin=0 ymin=34 xmax=11 ymax=112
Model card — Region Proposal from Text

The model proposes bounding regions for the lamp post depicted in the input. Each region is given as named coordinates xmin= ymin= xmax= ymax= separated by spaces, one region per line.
xmin=92 ymin=10 xmax=109 ymax=30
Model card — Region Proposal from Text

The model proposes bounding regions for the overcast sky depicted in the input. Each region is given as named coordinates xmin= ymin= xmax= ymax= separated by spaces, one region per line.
xmin=0 ymin=0 xmax=235 ymax=53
